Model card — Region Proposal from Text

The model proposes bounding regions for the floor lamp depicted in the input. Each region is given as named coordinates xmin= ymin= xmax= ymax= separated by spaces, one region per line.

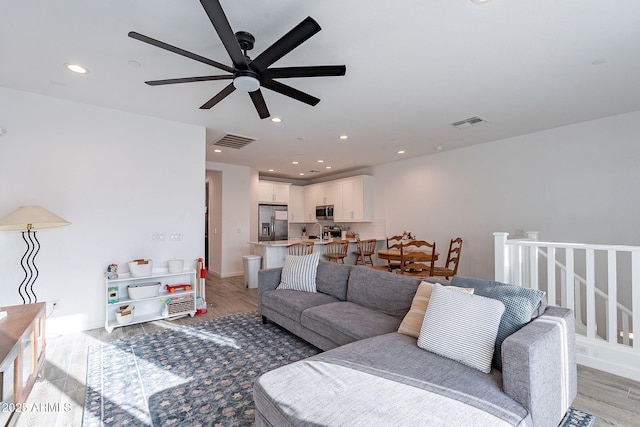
xmin=0 ymin=206 xmax=70 ymax=304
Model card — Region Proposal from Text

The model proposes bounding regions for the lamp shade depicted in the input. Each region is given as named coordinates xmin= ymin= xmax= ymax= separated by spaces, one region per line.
xmin=0 ymin=206 xmax=71 ymax=231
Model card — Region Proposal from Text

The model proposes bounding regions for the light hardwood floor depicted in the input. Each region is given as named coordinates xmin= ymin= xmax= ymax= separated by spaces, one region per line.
xmin=14 ymin=274 xmax=640 ymax=426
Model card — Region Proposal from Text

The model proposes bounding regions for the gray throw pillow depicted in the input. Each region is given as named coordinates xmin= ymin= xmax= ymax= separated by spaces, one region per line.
xmin=450 ymin=275 xmax=546 ymax=370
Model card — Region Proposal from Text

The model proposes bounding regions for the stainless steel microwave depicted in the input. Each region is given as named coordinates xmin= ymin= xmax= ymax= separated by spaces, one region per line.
xmin=315 ymin=205 xmax=334 ymax=220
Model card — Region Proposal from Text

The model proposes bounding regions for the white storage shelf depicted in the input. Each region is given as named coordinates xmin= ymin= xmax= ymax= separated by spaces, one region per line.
xmin=105 ymin=269 xmax=197 ymax=333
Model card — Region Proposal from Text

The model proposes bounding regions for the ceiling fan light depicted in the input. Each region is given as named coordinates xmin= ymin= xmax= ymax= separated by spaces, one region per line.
xmin=233 ymin=76 xmax=260 ymax=92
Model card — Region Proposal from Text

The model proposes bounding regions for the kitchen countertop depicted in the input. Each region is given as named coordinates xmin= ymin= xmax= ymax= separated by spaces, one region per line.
xmin=250 ymin=237 xmax=383 ymax=247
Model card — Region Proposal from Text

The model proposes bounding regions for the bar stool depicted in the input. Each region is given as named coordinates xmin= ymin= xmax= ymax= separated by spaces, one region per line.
xmin=287 ymin=241 xmax=314 ymax=255
xmin=324 ymin=240 xmax=349 ymax=263
xmin=353 ymin=239 xmax=376 ymax=266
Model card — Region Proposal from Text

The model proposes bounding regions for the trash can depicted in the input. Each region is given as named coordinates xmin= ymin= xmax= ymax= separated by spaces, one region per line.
xmin=242 ymin=255 xmax=262 ymax=289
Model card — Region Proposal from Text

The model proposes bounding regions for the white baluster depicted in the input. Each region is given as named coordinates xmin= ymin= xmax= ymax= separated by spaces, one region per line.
xmin=632 ymin=251 xmax=640 ymax=352
xmin=547 ymin=246 xmax=556 ymax=306
xmin=585 ymin=249 xmax=595 ymax=340
xmin=566 ymin=248 xmax=575 ymax=311
xmin=493 ymin=232 xmax=509 ymax=282
xmin=607 ymin=250 xmax=618 ymax=344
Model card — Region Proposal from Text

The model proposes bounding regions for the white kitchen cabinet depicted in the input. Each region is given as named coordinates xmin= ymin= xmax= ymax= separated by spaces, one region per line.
xmin=259 ymin=181 xmax=290 ymax=204
xmin=339 ymin=175 xmax=374 ymax=221
xmin=304 ymin=184 xmax=318 ymax=221
xmin=288 ymin=185 xmax=305 ymax=223
xmin=105 ymin=269 xmax=197 ymax=332
xmin=315 ymin=181 xmax=340 ymax=206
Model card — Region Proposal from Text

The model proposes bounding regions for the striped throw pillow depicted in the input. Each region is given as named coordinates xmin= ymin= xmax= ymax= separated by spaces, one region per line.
xmin=277 ymin=253 xmax=320 ymax=293
xmin=417 ymin=283 xmax=505 ymax=373
xmin=398 ymin=281 xmax=474 ymax=338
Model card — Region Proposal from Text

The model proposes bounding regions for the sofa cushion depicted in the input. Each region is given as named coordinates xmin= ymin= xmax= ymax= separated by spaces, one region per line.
xmin=277 ymin=253 xmax=320 ymax=292
xmin=254 ymin=333 xmax=531 ymax=427
xmin=398 ymin=281 xmax=474 ymax=338
xmin=301 ymin=301 xmax=402 ymax=347
xmin=315 ymin=261 xmax=351 ymax=300
xmin=261 ymin=289 xmax=339 ymax=323
xmin=418 ymin=284 xmax=505 ymax=373
xmin=346 ymin=265 xmax=423 ymax=319
xmin=450 ymin=276 xmax=546 ymax=369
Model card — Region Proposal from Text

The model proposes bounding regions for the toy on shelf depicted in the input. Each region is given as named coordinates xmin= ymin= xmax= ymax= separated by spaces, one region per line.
xmin=165 ymin=283 xmax=191 ymax=293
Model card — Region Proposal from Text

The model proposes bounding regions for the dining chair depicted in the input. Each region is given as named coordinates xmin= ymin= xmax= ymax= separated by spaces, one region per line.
xmin=353 ymin=239 xmax=376 ymax=266
xmin=431 ymin=237 xmax=462 ymax=279
xmin=398 ymin=240 xmax=436 ymax=278
xmin=287 ymin=241 xmax=314 ymax=255
xmin=383 ymin=235 xmax=404 ymax=270
xmin=324 ymin=240 xmax=349 ymax=263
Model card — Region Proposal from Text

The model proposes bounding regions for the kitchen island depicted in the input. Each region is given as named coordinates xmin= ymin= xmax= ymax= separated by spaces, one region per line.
xmin=250 ymin=238 xmax=385 ymax=269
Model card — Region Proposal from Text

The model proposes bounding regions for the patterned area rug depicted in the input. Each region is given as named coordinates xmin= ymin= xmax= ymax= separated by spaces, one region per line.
xmin=83 ymin=312 xmax=320 ymax=426
xmin=83 ymin=311 xmax=595 ymax=427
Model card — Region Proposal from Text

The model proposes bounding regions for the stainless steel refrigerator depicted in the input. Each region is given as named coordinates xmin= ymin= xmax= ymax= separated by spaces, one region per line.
xmin=258 ymin=204 xmax=288 ymax=241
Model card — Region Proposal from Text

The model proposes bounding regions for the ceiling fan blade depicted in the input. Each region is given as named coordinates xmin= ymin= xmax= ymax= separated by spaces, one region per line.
xmin=261 ymin=79 xmax=320 ymax=106
xmin=145 ymin=75 xmax=233 ymax=86
xmin=200 ymin=83 xmax=236 ymax=109
xmin=264 ymin=65 xmax=346 ymax=79
xmin=128 ymin=31 xmax=233 ymax=73
xmin=200 ymin=0 xmax=248 ymax=70
xmin=249 ymin=90 xmax=270 ymax=119
xmin=250 ymin=17 xmax=321 ymax=73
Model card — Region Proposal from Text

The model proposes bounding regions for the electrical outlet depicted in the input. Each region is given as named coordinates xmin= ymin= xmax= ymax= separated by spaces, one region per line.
xmin=169 ymin=232 xmax=183 ymax=241
xmin=151 ymin=232 xmax=165 ymax=242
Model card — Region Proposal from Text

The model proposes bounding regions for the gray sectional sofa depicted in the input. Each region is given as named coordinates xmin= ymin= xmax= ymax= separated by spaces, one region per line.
xmin=255 ymin=261 xmax=577 ymax=427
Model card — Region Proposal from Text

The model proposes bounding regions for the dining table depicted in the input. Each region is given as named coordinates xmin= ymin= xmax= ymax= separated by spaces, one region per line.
xmin=377 ymin=248 xmax=439 ymax=262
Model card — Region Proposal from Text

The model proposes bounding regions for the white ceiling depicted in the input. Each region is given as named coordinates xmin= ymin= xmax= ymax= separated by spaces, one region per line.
xmin=2 ymin=0 xmax=640 ymax=181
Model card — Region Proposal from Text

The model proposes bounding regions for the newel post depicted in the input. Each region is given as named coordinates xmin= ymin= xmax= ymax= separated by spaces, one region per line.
xmin=494 ymin=232 xmax=509 ymax=282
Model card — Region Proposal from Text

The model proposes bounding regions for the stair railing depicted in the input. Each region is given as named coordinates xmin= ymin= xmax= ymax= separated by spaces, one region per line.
xmin=494 ymin=232 xmax=640 ymax=381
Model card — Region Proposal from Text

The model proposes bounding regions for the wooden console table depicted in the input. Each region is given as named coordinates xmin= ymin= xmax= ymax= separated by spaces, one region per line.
xmin=0 ymin=303 xmax=46 ymax=427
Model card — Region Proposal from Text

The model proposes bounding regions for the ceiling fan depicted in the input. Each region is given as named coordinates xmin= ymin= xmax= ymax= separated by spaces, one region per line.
xmin=128 ymin=0 xmax=346 ymax=119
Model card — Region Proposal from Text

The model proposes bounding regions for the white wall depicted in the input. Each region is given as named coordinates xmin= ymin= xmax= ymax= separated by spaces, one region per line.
xmin=205 ymin=161 xmax=253 ymax=277
xmin=0 ymin=88 xmax=205 ymax=333
xmin=373 ymin=110 xmax=640 ymax=280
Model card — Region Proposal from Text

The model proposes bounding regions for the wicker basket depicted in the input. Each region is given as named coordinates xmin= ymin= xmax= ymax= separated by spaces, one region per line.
xmin=168 ymin=294 xmax=194 ymax=315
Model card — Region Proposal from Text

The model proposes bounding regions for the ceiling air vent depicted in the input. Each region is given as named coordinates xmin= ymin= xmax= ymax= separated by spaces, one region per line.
xmin=210 ymin=133 xmax=257 ymax=149
xmin=451 ymin=116 xmax=487 ymax=129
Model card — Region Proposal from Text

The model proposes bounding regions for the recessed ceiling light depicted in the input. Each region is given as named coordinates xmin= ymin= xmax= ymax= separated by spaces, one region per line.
xmin=292 ymin=161 xmax=299 ymax=165
xmin=213 ymin=149 xmax=222 ymax=153
xmin=65 ymin=63 xmax=88 ymax=74
xmin=268 ymin=169 xmax=274 ymax=172
xmin=271 ymin=117 xmax=282 ymax=123
xmin=326 ymin=166 xmax=332 ymax=169
xmin=397 ymin=150 xmax=405 ymax=154
xmin=317 ymin=160 xmax=324 ymax=163
xmin=299 ymin=173 xmax=305 ymax=176
xmin=339 ymin=135 xmax=348 ymax=140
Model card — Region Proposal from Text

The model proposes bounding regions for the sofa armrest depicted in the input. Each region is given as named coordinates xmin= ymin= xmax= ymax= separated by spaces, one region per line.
xmin=501 ymin=306 xmax=577 ymax=427
xmin=258 ymin=267 xmax=282 ymax=314
xmin=258 ymin=267 xmax=282 ymax=292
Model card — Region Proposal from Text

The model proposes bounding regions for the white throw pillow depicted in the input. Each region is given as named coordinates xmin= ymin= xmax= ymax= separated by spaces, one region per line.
xmin=277 ymin=253 xmax=320 ymax=293
xmin=417 ymin=283 xmax=505 ymax=373
xmin=398 ymin=281 xmax=474 ymax=338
